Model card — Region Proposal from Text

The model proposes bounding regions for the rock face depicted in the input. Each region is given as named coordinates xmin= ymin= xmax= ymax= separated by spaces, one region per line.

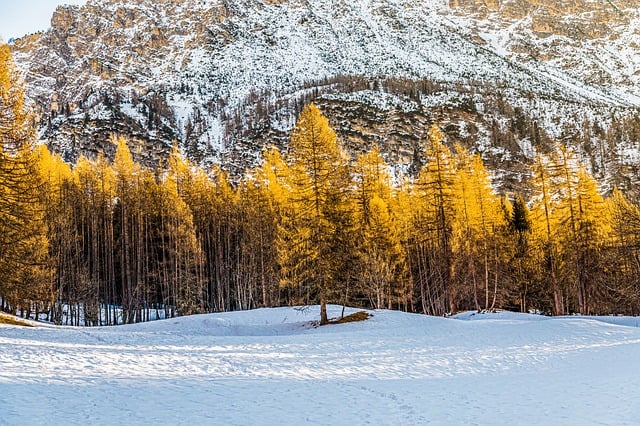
xmin=9 ymin=0 xmax=640 ymax=194
xmin=453 ymin=0 xmax=640 ymax=88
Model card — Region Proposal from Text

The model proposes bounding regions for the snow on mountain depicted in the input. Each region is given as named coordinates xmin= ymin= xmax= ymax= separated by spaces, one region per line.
xmin=9 ymin=0 xmax=640 ymax=191
xmin=1 ymin=306 xmax=640 ymax=424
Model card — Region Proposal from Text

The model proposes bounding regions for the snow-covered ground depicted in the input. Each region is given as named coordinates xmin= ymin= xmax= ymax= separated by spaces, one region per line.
xmin=2 ymin=306 xmax=640 ymax=425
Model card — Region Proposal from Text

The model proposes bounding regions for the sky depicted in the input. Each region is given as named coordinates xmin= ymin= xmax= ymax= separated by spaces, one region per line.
xmin=0 ymin=0 xmax=88 ymax=42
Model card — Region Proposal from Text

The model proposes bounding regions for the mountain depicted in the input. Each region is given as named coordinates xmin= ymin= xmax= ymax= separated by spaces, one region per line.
xmin=10 ymin=0 xmax=640 ymax=194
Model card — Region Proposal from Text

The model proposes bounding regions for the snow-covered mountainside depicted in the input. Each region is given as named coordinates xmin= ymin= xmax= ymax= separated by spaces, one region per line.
xmin=1 ymin=306 xmax=640 ymax=424
xmin=454 ymin=0 xmax=640 ymax=100
xmin=9 ymin=0 xmax=640 ymax=192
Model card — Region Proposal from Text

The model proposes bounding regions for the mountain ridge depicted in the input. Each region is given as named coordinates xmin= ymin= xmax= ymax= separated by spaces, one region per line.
xmin=10 ymin=0 xmax=640 ymax=194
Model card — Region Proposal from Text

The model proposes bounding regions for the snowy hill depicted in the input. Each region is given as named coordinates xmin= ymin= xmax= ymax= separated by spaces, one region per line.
xmin=9 ymin=0 xmax=640 ymax=191
xmin=2 ymin=306 xmax=640 ymax=424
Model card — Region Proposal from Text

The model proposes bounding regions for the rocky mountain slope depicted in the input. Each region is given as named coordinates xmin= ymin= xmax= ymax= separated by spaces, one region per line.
xmin=9 ymin=0 xmax=640 ymax=194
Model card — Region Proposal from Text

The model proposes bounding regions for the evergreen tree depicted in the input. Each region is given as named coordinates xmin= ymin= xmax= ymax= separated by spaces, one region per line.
xmin=506 ymin=194 xmax=538 ymax=312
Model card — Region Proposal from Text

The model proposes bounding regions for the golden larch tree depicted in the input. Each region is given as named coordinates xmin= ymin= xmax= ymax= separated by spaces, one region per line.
xmin=278 ymin=103 xmax=353 ymax=325
xmin=0 ymin=43 xmax=51 ymax=317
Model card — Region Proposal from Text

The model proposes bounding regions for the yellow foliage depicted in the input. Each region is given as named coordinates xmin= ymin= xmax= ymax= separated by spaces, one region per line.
xmin=257 ymin=147 xmax=292 ymax=207
xmin=35 ymin=144 xmax=71 ymax=194
xmin=0 ymin=44 xmax=34 ymax=149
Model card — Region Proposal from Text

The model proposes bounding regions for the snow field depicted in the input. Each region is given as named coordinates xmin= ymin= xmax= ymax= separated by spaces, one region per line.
xmin=1 ymin=306 xmax=640 ymax=425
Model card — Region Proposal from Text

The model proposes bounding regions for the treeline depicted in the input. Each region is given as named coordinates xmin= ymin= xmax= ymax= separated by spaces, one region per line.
xmin=4 ymin=44 xmax=640 ymax=325
xmin=2 ymin=103 xmax=640 ymax=325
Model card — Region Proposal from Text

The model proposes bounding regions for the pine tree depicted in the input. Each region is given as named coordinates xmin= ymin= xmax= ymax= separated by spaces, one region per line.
xmin=507 ymin=194 xmax=536 ymax=312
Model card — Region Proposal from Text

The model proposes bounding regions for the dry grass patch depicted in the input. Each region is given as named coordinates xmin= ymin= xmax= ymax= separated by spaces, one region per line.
xmin=330 ymin=311 xmax=371 ymax=324
xmin=0 ymin=312 xmax=34 ymax=327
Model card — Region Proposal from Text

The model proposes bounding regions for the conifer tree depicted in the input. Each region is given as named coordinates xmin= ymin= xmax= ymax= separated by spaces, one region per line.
xmin=412 ymin=125 xmax=457 ymax=315
xmin=159 ymin=173 xmax=205 ymax=316
xmin=0 ymin=43 xmax=51 ymax=317
xmin=248 ymin=147 xmax=293 ymax=307
xmin=205 ymin=166 xmax=238 ymax=312
xmin=174 ymin=154 xmax=240 ymax=313
xmin=554 ymin=149 xmax=609 ymax=314
xmin=530 ymin=152 xmax=563 ymax=315
xmin=4 ymin=45 xmax=638 ymax=322
xmin=47 ymin=153 xmax=103 ymax=325
xmin=279 ymin=104 xmax=352 ymax=324
xmin=35 ymin=145 xmax=72 ymax=323
xmin=451 ymin=147 xmax=504 ymax=311
xmin=506 ymin=194 xmax=537 ymax=312
xmin=610 ymin=189 xmax=640 ymax=312
xmin=353 ymin=147 xmax=407 ymax=309
xmin=0 ymin=44 xmax=33 ymax=150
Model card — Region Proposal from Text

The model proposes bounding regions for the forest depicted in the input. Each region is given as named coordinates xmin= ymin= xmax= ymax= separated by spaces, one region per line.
xmin=2 ymin=44 xmax=640 ymax=326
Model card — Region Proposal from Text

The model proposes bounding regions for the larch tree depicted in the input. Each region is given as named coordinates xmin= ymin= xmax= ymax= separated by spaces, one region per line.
xmin=4 ymin=46 xmax=638 ymax=323
xmin=412 ymin=125 xmax=457 ymax=315
xmin=278 ymin=103 xmax=352 ymax=325
xmin=554 ymin=150 xmax=609 ymax=315
xmin=610 ymin=189 xmax=640 ymax=313
xmin=451 ymin=147 xmax=504 ymax=311
xmin=35 ymin=145 xmax=72 ymax=322
xmin=158 ymin=172 xmax=206 ymax=317
xmin=245 ymin=147 xmax=295 ymax=308
xmin=530 ymin=152 xmax=564 ymax=315
xmin=0 ymin=43 xmax=51 ymax=316
xmin=111 ymin=136 xmax=148 ymax=323
xmin=49 ymin=154 xmax=102 ymax=325
xmin=173 ymin=157 xmax=240 ymax=313
xmin=353 ymin=147 xmax=408 ymax=310
xmin=205 ymin=166 xmax=238 ymax=312
xmin=235 ymin=179 xmax=276 ymax=309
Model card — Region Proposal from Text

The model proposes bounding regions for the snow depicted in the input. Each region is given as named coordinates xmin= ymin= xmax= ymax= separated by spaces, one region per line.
xmin=617 ymin=142 xmax=640 ymax=165
xmin=2 ymin=306 xmax=640 ymax=425
xmin=15 ymin=0 xmax=640 ymax=170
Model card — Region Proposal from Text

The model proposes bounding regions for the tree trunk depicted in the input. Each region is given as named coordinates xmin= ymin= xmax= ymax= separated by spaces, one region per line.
xmin=320 ymin=297 xmax=328 ymax=325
